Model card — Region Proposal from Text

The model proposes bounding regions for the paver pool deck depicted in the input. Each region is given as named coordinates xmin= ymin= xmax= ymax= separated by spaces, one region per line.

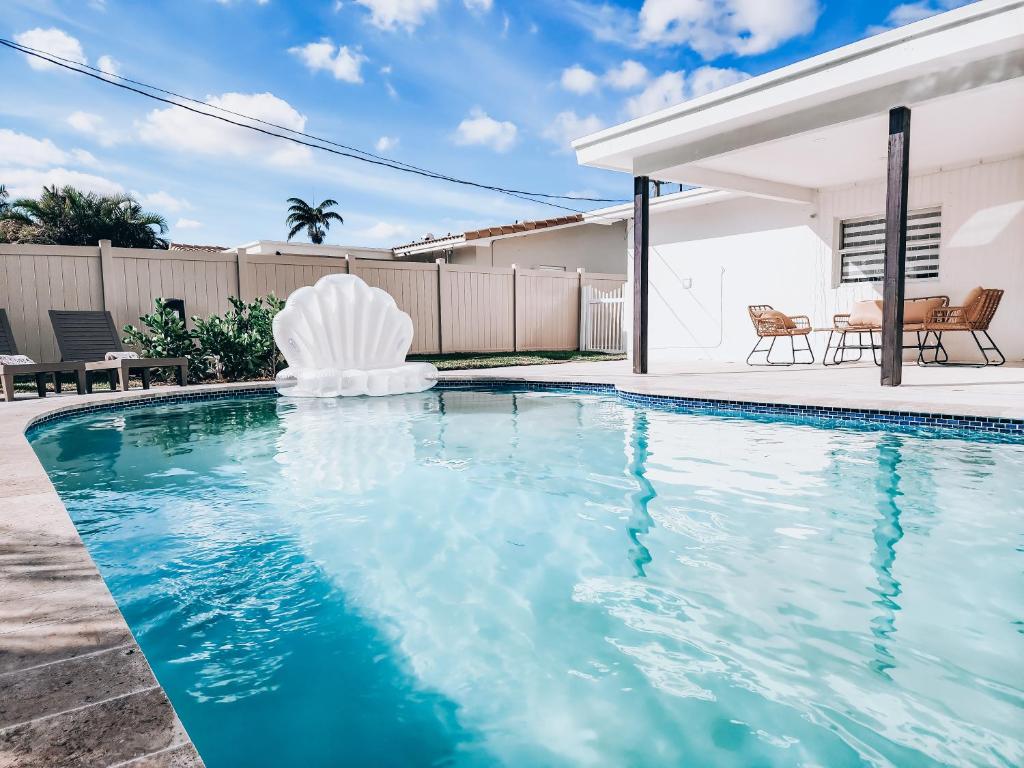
xmin=1 ymin=361 xmax=1021 ymax=766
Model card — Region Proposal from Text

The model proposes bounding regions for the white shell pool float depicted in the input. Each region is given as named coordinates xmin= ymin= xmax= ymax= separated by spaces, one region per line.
xmin=272 ymin=274 xmax=438 ymax=397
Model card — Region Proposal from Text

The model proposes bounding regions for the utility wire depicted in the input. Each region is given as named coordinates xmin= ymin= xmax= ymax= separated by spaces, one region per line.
xmin=0 ymin=38 xmax=626 ymax=213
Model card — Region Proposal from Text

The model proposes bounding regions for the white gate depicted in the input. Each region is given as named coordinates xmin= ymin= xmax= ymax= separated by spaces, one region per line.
xmin=579 ymin=284 xmax=626 ymax=353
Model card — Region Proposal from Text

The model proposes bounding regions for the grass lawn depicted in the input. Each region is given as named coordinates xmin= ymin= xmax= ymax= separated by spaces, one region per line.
xmin=409 ymin=350 xmax=624 ymax=371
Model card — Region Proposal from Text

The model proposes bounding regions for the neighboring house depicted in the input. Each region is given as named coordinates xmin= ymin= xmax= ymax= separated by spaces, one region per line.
xmin=234 ymin=239 xmax=395 ymax=260
xmin=575 ymin=0 xmax=1023 ymax=364
xmin=170 ymin=242 xmax=227 ymax=252
xmin=392 ymin=214 xmax=628 ymax=273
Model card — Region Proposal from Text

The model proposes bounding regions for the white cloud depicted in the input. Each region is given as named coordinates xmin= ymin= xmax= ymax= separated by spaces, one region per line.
xmin=560 ymin=65 xmax=600 ymax=95
xmin=543 ymin=111 xmax=604 ymax=152
xmin=375 ymin=135 xmax=399 ymax=152
xmin=568 ymin=0 xmax=820 ymax=58
xmin=13 ymin=28 xmax=86 ymax=71
xmin=174 ymin=218 xmax=203 ymax=230
xmin=687 ymin=65 xmax=750 ymax=99
xmin=66 ymin=110 xmax=122 ymax=147
xmin=604 ymin=59 xmax=648 ymax=90
xmin=625 ymin=71 xmax=685 ymax=118
xmin=143 ymin=191 xmax=191 ymax=214
xmin=453 ymin=108 xmax=517 ymax=152
xmin=638 ymin=0 xmax=820 ymax=57
xmin=0 ymin=168 xmax=123 ymax=199
xmin=868 ymin=1 xmax=970 ymax=34
xmin=464 ymin=0 xmax=492 ymax=12
xmin=289 ymin=39 xmax=367 ymax=83
xmin=137 ymin=92 xmax=312 ymax=167
xmin=0 ymin=128 xmax=98 ymax=168
xmin=625 ymin=66 xmax=749 ymax=117
xmin=354 ymin=0 xmax=439 ymax=31
xmin=97 ymin=54 xmax=121 ymax=77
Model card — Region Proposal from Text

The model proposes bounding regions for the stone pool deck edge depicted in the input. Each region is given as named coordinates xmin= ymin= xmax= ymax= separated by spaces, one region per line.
xmin=2 ymin=370 xmax=1021 ymax=767
xmin=1 ymin=382 xmax=279 ymax=768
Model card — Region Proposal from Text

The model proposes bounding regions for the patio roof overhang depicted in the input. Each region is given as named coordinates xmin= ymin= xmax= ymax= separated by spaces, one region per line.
xmin=572 ymin=0 xmax=1024 ymax=384
xmin=573 ymin=0 xmax=1024 ymax=203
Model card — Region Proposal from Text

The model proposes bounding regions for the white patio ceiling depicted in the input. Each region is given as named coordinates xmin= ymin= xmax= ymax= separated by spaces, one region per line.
xmin=574 ymin=0 xmax=1024 ymax=203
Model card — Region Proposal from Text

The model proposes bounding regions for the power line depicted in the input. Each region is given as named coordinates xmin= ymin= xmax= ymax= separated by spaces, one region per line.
xmin=0 ymin=39 xmax=627 ymax=213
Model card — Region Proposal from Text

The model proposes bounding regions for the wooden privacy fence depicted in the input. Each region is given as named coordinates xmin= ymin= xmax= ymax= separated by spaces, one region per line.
xmin=0 ymin=241 xmax=625 ymax=362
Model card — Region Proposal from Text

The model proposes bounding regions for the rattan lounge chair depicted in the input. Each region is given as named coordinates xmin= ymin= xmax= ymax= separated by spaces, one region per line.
xmin=919 ymin=287 xmax=1005 ymax=366
xmin=48 ymin=309 xmax=188 ymax=391
xmin=826 ymin=296 xmax=949 ymax=366
xmin=0 ymin=309 xmax=87 ymax=402
xmin=747 ymin=305 xmax=814 ymax=365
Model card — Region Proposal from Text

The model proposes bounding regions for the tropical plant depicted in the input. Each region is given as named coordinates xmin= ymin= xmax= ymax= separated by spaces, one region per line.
xmin=0 ymin=185 xmax=8 ymax=215
xmin=122 ymin=299 xmax=212 ymax=383
xmin=0 ymin=185 xmax=169 ymax=248
xmin=285 ymin=196 xmax=343 ymax=245
xmin=192 ymin=295 xmax=285 ymax=381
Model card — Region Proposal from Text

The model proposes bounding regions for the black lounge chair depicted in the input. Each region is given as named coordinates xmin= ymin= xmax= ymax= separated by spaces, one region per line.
xmin=0 ymin=308 xmax=86 ymax=402
xmin=48 ymin=309 xmax=187 ymax=392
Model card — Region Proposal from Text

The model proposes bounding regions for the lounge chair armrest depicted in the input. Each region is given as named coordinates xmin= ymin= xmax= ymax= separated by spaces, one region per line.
xmin=790 ymin=315 xmax=811 ymax=329
xmin=832 ymin=313 xmax=851 ymax=330
xmin=927 ymin=306 xmax=966 ymax=325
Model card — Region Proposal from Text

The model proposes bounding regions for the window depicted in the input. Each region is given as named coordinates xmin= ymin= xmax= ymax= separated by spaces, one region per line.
xmin=838 ymin=207 xmax=941 ymax=283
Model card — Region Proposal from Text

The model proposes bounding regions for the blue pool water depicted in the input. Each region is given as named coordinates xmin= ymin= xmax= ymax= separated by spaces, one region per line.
xmin=29 ymin=389 xmax=1024 ymax=767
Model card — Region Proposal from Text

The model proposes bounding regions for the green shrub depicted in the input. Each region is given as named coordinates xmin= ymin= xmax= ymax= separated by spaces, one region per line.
xmin=122 ymin=298 xmax=211 ymax=383
xmin=192 ymin=295 xmax=284 ymax=381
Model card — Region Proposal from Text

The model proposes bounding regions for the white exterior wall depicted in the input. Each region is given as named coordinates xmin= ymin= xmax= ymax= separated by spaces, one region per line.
xmin=638 ymin=156 xmax=1023 ymax=363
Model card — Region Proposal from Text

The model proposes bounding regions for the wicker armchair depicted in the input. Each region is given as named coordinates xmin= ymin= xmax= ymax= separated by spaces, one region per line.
xmin=746 ymin=305 xmax=814 ymax=366
xmin=919 ymin=287 xmax=1005 ymax=366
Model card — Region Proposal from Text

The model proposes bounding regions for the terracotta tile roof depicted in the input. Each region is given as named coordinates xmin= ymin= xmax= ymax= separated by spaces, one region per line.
xmin=169 ymin=242 xmax=227 ymax=252
xmin=392 ymin=214 xmax=585 ymax=251
xmin=464 ymin=214 xmax=583 ymax=241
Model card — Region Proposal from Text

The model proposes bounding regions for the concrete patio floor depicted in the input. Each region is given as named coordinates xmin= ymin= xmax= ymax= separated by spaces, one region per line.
xmin=443 ymin=359 xmax=1024 ymax=420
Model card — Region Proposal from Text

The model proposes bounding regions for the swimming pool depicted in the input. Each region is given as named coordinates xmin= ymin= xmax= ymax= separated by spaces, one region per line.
xmin=29 ymin=388 xmax=1024 ymax=767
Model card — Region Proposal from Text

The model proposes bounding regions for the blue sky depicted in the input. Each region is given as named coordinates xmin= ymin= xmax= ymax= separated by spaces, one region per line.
xmin=0 ymin=0 xmax=972 ymax=247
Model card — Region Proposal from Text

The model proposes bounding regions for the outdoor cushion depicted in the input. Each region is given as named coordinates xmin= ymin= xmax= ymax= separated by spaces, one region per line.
xmin=903 ymin=297 xmax=946 ymax=324
xmin=105 ymin=351 xmax=140 ymax=361
xmin=0 ymin=354 xmax=35 ymax=366
xmin=757 ymin=309 xmax=796 ymax=329
xmin=848 ymin=300 xmax=883 ymax=328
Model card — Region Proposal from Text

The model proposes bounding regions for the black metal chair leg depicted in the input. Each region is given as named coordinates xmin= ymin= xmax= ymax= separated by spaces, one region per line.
xmin=35 ymin=373 xmax=47 ymax=398
xmin=53 ymin=372 xmax=62 ymax=394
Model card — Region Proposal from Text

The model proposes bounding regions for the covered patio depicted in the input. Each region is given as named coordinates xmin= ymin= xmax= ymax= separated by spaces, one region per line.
xmin=574 ymin=0 xmax=1023 ymax=388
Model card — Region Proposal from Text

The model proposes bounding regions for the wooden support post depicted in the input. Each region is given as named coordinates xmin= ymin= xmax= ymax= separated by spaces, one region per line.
xmin=880 ymin=107 xmax=911 ymax=387
xmin=633 ymin=176 xmax=650 ymax=374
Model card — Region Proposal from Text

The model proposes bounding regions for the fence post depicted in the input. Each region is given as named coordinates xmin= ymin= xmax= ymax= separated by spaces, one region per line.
xmin=345 ymin=254 xmax=352 ymax=274
xmin=577 ymin=268 xmax=585 ymax=352
xmin=236 ymin=246 xmax=253 ymax=302
xmin=98 ymin=239 xmax=116 ymax=313
xmin=511 ymin=264 xmax=519 ymax=352
xmin=435 ymin=258 xmax=445 ymax=354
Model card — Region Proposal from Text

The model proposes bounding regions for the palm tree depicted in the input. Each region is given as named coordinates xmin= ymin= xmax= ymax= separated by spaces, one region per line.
xmin=0 ymin=185 xmax=169 ymax=248
xmin=285 ymin=197 xmax=343 ymax=245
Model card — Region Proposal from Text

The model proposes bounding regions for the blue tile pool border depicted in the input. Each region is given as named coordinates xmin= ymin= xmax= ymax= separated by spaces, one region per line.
xmin=22 ymin=379 xmax=1024 ymax=439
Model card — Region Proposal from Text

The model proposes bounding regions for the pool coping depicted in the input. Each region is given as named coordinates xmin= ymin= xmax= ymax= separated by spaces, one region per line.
xmin=2 ymin=374 xmax=1022 ymax=767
